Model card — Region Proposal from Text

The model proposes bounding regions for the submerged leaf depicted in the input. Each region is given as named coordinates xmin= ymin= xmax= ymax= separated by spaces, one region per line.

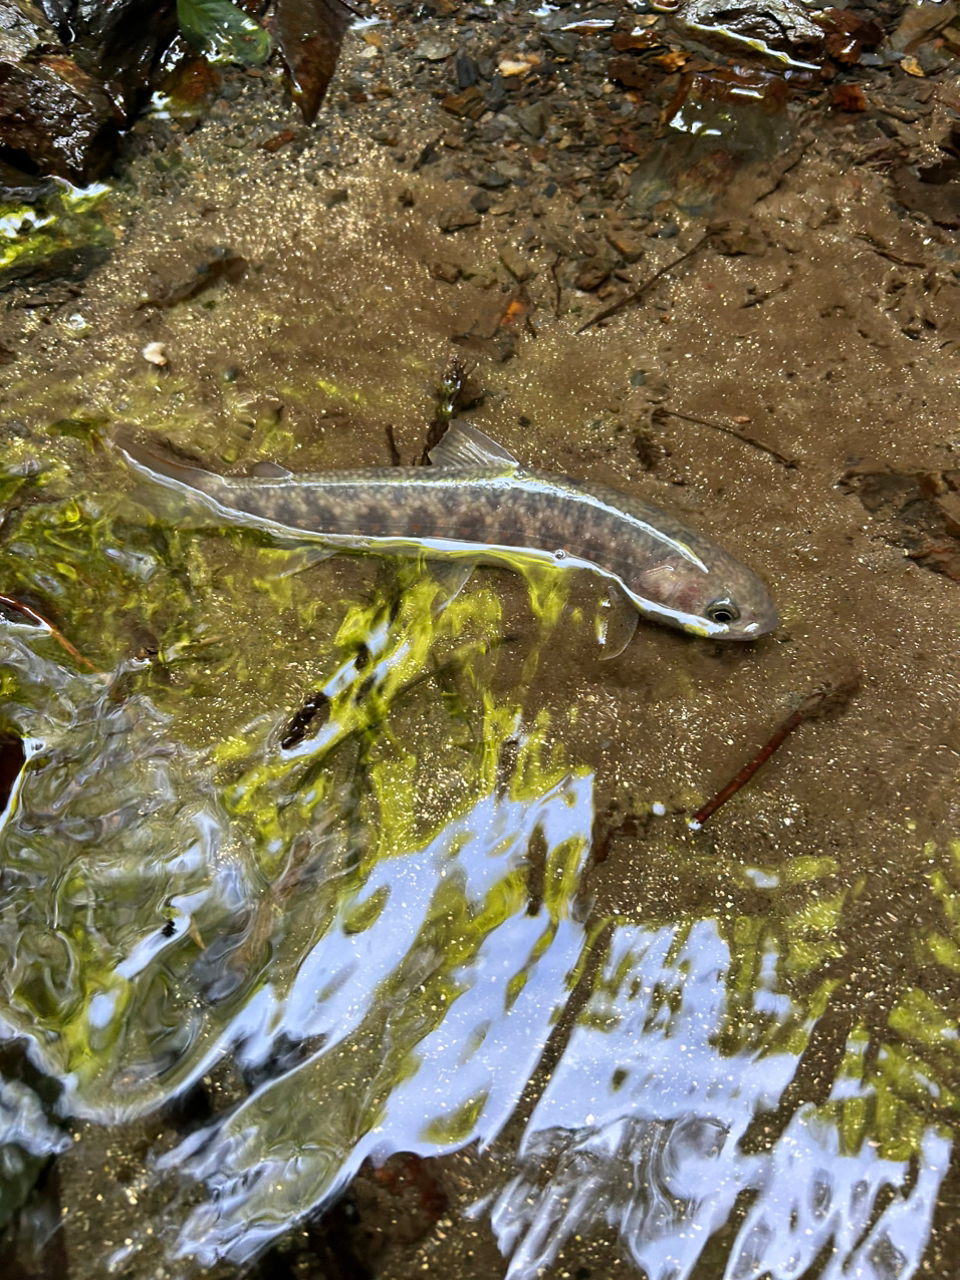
xmin=273 ymin=0 xmax=351 ymax=124
xmin=177 ymin=0 xmax=271 ymax=65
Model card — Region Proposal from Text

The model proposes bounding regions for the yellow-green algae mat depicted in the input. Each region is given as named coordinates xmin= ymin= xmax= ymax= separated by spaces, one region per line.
xmin=0 ymin=432 xmax=957 ymax=1277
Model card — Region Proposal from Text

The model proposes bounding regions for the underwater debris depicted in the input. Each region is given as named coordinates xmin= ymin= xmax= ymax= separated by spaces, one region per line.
xmin=0 ymin=592 xmax=102 ymax=673
xmin=841 ymin=463 xmax=960 ymax=583
xmin=137 ymin=247 xmax=248 ymax=309
xmin=576 ymin=233 xmax=713 ymax=332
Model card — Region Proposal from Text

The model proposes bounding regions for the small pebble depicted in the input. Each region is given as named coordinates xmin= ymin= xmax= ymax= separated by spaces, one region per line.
xmin=142 ymin=342 xmax=168 ymax=366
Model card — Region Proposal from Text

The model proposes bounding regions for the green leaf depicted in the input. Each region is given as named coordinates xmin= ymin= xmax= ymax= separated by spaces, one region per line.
xmin=177 ymin=0 xmax=271 ymax=65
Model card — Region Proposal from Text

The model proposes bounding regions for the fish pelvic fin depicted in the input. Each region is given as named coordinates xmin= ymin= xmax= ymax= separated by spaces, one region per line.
xmin=428 ymin=420 xmax=521 ymax=470
xmin=596 ymin=584 xmax=638 ymax=659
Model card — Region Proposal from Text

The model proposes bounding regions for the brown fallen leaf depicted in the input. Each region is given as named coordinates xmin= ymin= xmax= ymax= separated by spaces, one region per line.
xmin=608 ymin=56 xmax=652 ymax=91
xmin=830 ymin=83 xmax=866 ymax=112
xmin=261 ymin=127 xmax=298 ymax=152
xmin=651 ymin=50 xmax=689 ymax=72
xmin=272 ymin=0 xmax=352 ymax=124
xmin=610 ymin=30 xmax=662 ymax=52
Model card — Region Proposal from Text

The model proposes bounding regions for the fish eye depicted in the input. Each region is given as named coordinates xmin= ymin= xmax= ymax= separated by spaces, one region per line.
xmin=706 ymin=600 xmax=740 ymax=625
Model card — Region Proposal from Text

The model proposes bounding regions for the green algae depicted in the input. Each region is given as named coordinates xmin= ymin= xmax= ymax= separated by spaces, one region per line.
xmin=0 ymin=185 xmax=113 ymax=288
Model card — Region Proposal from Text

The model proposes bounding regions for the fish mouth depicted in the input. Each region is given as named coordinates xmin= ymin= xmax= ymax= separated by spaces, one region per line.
xmin=726 ymin=604 xmax=780 ymax=641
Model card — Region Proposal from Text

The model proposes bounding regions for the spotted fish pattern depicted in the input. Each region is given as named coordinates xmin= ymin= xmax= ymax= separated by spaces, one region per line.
xmin=116 ymin=420 xmax=778 ymax=642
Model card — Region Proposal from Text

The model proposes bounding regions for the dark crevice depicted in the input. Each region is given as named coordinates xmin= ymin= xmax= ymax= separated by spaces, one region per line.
xmin=0 ymin=734 xmax=25 ymax=812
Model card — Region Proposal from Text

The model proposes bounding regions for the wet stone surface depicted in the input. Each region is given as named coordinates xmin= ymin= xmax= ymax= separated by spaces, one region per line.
xmin=3 ymin=1 xmax=960 ymax=1278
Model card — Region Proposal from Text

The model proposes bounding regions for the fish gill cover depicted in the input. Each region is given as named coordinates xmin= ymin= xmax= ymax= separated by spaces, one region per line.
xmin=0 ymin=429 xmax=957 ymax=1276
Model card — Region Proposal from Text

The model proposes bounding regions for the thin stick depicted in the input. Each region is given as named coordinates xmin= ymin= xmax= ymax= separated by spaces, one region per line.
xmin=0 ymin=592 xmax=102 ymax=673
xmin=576 ymin=233 xmax=712 ymax=334
xmin=653 ymin=406 xmax=798 ymax=469
xmin=549 ymin=252 xmax=563 ymax=319
xmin=855 ymin=232 xmax=924 ymax=269
xmin=690 ymin=673 xmax=860 ymax=828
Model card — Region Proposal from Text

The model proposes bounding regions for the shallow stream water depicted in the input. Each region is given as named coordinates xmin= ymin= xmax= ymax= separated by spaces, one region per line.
xmin=2 ymin=2 xmax=960 ymax=1277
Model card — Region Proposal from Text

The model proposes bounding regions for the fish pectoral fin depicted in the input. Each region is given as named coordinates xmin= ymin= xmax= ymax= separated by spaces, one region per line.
xmin=425 ymin=559 xmax=476 ymax=608
xmin=595 ymin=585 xmax=638 ymax=659
xmin=428 ymin=420 xmax=521 ymax=470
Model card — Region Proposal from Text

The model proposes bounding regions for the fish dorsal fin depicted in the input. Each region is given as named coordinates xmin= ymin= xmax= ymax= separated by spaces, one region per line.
xmin=428 ymin=420 xmax=521 ymax=470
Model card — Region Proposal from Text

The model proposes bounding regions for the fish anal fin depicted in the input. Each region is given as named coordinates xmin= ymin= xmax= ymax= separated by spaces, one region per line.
xmin=428 ymin=420 xmax=520 ymax=470
xmin=596 ymin=584 xmax=638 ymax=659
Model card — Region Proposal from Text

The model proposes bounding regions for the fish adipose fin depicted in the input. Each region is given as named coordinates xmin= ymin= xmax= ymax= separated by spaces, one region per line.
xmin=249 ymin=460 xmax=293 ymax=479
xmin=428 ymin=420 xmax=521 ymax=470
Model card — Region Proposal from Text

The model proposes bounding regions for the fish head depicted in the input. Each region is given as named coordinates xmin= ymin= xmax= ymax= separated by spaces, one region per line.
xmin=626 ymin=552 xmax=779 ymax=641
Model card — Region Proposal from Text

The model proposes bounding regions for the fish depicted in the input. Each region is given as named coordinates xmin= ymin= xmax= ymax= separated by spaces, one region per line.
xmin=115 ymin=420 xmax=778 ymax=646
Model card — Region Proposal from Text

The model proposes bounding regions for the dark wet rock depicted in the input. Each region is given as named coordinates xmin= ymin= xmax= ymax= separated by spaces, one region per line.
xmin=441 ymin=86 xmax=486 ymax=119
xmin=413 ymin=38 xmax=453 ymax=62
xmin=513 ymin=101 xmax=550 ymax=139
xmin=1 ymin=239 xmax=112 ymax=292
xmin=542 ymin=30 xmax=578 ymax=60
xmin=437 ymin=206 xmax=481 ymax=232
xmin=68 ymin=0 xmax=178 ymax=116
xmin=893 ymin=164 xmax=960 ymax=229
xmin=455 ymin=52 xmax=480 ymax=89
xmin=889 ymin=0 xmax=956 ymax=53
xmin=0 ymin=0 xmax=180 ymax=182
xmin=0 ymin=161 xmax=57 ymax=203
xmin=162 ymin=55 xmax=224 ymax=126
xmin=429 ymin=260 xmax=461 ymax=283
xmin=712 ymin=222 xmax=767 ymax=255
xmin=484 ymin=73 xmax=509 ymax=112
xmin=498 ymin=244 xmax=532 ymax=282
xmin=611 ymin=29 xmax=663 ymax=54
xmin=574 ymin=256 xmax=612 ymax=291
xmin=324 ymin=186 xmax=349 ymax=206
xmin=139 ymin=248 xmax=248 ymax=309
xmin=671 ymin=0 xmax=825 ymax=63
xmin=475 ymin=167 xmax=511 ymax=190
xmin=469 ymin=189 xmax=491 ymax=213
xmin=816 ymin=7 xmax=883 ymax=64
xmin=0 ymin=50 xmax=122 ymax=183
xmin=841 ymin=464 xmax=960 ymax=583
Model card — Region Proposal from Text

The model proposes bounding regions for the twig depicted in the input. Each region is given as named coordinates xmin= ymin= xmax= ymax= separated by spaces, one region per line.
xmin=690 ymin=671 xmax=860 ymax=828
xmin=855 ymin=232 xmax=924 ymax=270
xmin=576 ymin=233 xmax=712 ymax=334
xmin=741 ymin=266 xmax=796 ymax=309
xmin=653 ymin=406 xmax=798 ymax=469
xmin=549 ymin=251 xmax=563 ymax=319
xmin=385 ymin=424 xmax=402 ymax=467
xmin=0 ymin=592 xmax=102 ymax=673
